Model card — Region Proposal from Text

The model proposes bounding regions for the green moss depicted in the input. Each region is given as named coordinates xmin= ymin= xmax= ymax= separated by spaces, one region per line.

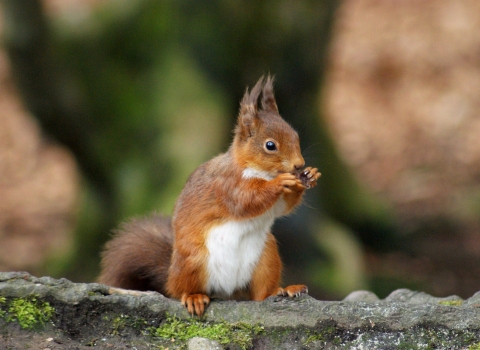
xmin=305 ymin=333 xmax=324 ymax=344
xmin=5 ymin=296 xmax=55 ymax=330
xmin=438 ymin=300 xmax=464 ymax=306
xmin=150 ymin=313 xmax=263 ymax=350
xmin=304 ymin=326 xmax=339 ymax=345
xmin=109 ymin=314 xmax=147 ymax=336
xmin=111 ymin=315 xmax=129 ymax=336
xmin=0 ymin=296 xmax=5 ymax=318
xmin=468 ymin=343 xmax=480 ymax=350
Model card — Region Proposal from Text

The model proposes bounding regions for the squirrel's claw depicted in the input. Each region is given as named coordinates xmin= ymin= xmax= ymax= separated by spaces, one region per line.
xmin=297 ymin=167 xmax=321 ymax=189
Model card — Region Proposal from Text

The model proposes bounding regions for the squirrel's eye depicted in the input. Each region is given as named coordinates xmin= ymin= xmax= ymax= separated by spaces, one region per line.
xmin=265 ymin=141 xmax=277 ymax=151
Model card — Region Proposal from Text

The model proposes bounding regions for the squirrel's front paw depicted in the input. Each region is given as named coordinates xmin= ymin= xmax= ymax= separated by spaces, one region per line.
xmin=274 ymin=173 xmax=301 ymax=194
xmin=297 ymin=167 xmax=321 ymax=189
xmin=181 ymin=293 xmax=210 ymax=316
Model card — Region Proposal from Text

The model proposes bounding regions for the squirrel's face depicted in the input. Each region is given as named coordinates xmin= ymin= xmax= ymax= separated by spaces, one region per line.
xmin=234 ymin=112 xmax=305 ymax=178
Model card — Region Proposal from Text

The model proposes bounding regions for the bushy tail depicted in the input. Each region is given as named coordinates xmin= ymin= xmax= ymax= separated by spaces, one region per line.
xmin=98 ymin=214 xmax=173 ymax=296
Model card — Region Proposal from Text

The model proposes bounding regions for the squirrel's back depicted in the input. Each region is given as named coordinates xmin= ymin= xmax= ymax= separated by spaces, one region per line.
xmin=98 ymin=214 xmax=173 ymax=295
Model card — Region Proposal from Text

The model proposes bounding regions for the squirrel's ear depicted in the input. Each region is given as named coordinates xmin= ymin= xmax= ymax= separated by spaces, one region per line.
xmin=236 ymin=76 xmax=263 ymax=139
xmin=261 ymin=75 xmax=279 ymax=114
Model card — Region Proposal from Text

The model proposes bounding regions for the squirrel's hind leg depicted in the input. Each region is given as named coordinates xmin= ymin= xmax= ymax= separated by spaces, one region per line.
xmin=249 ymin=232 xmax=308 ymax=301
xmin=249 ymin=233 xmax=283 ymax=301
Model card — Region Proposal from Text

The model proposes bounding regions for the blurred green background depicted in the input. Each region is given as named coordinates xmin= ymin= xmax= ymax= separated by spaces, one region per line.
xmin=2 ymin=0 xmax=479 ymax=300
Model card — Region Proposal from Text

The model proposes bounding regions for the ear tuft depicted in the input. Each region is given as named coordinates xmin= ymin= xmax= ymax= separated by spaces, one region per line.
xmin=261 ymin=75 xmax=279 ymax=113
xmin=237 ymin=76 xmax=264 ymax=139
xmin=241 ymin=75 xmax=264 ymax=108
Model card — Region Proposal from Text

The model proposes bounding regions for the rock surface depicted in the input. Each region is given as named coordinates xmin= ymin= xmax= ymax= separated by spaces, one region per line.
xmin=1 ymin=272 xmax=480 ymax=349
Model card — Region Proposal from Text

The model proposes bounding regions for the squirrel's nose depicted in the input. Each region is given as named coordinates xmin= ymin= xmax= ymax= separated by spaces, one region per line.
xmin=293 ymin=159 xmax=305 ymax=172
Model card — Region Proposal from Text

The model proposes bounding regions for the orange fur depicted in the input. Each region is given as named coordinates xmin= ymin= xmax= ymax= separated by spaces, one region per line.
xmin=98 ymin=76 xmax=320 ymax=316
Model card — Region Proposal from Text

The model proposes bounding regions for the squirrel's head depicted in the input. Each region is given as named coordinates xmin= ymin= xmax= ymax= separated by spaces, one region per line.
xmin=232 ymin=76 xmax=305 ymax=179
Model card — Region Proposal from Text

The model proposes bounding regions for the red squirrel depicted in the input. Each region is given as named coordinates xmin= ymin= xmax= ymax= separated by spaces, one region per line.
xmin=98 ymin=76 xmax=321 ymax=316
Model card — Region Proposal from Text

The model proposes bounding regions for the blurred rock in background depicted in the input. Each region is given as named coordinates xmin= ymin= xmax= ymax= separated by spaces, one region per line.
xmin=323 ymin=0 xmax=480 ymax=297
xmin=0 ymin=24 xmax=79 ymax=273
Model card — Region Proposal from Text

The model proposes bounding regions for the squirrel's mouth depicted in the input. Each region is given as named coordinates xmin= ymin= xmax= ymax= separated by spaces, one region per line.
xmin=278 ymin=170 xmax=297 ymax=176
xmin=289 ymin=169 xmax=303 ymax=176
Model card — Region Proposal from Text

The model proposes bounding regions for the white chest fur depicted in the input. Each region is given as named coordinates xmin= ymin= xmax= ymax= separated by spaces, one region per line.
xmin=205 ymin=198 xmax=286 ymax=296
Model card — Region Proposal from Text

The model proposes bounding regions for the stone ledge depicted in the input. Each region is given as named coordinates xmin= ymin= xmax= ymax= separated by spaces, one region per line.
xmin=1 ymin=271 xmax=480 ymax=349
